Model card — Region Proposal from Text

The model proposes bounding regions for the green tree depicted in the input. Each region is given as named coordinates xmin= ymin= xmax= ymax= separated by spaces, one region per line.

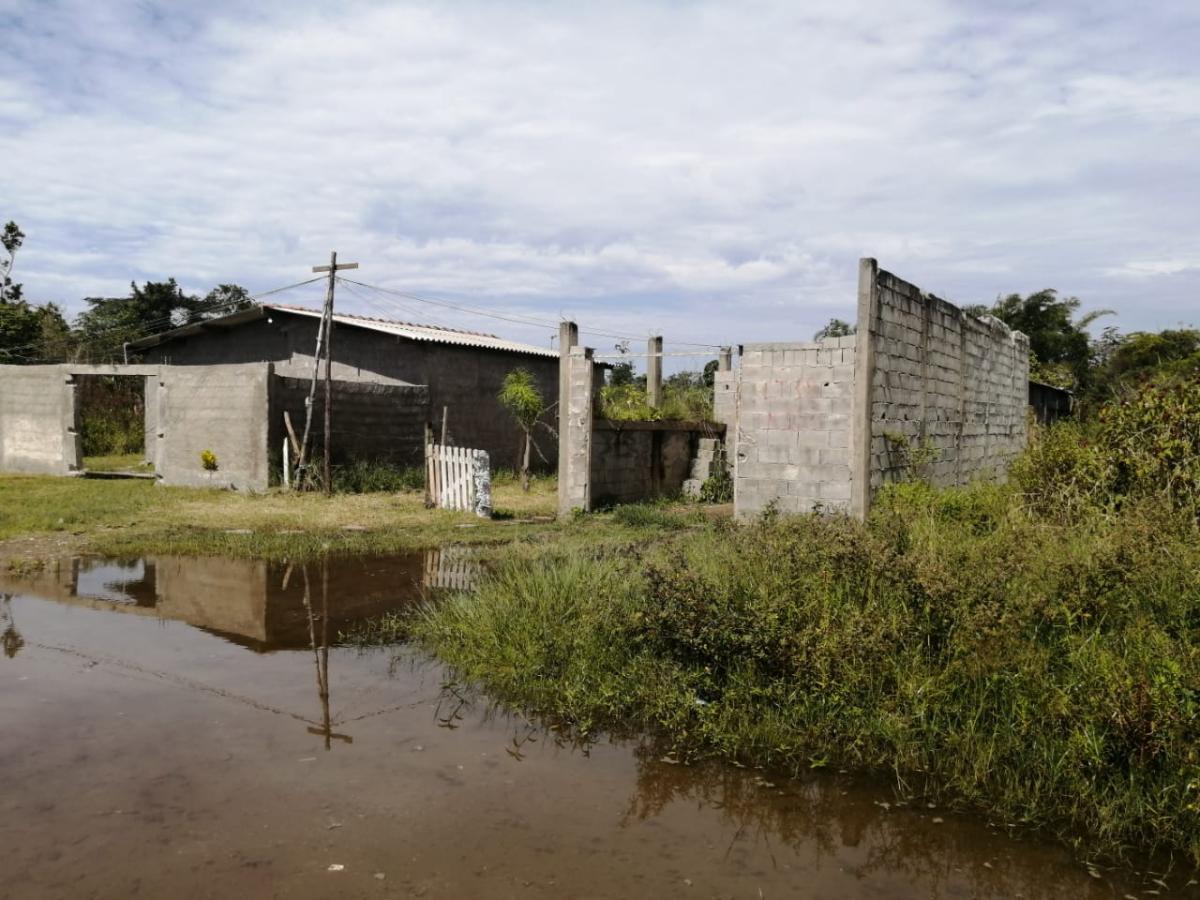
xmin=813 ymin=317 xmax=854 ymax=340
xmin=75 ymin=278 xmax=207 ymax=362
xmin=498 ymin=368 xmax=545 ymax=492
xmin=986 ymin=290 xmax=1111 ymax=390
xmin=203 ymin=283 xmax=254 ymax=312
xmin=1088 ymin=328 xmax=1200 ymax=404
xmin=702 ymin=358 xmax=719 ymax=388
xmin=1 ymin=221 xmax=24 ymax=303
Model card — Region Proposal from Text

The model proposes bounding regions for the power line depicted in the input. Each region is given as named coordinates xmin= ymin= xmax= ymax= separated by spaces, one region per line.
xmin=337 ymin=277 xmax=725 ymax=350
xmin=338 ymin=277 xmax=562 ymax=332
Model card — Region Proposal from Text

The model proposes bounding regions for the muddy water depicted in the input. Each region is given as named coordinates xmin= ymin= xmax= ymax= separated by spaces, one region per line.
xmin=0 ymin=555 xmax=1190 ymax=899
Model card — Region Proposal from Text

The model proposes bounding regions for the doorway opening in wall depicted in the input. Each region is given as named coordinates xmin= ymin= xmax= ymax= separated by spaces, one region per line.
xmin=76 ymin=375 xmax=153 ymax=476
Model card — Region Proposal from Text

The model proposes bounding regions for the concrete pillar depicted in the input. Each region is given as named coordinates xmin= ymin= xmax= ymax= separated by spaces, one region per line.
xmin=718 ymin=346 xmax=732 ymax=372
xmin=557 ymin=345 xmax=594 ymax=518
xmin=849 ymin=258 xmax=879 ymax=521
xmin=556 ymin=320 xmax=578 ymax=478
xmin=646 ymin=335 xmax=663 ymax=408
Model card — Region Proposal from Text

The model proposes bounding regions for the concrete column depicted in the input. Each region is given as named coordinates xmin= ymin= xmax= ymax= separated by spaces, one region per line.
xmin=646 ymin=336 xmax=663 ymax=408
xmin=557 ymin=345 xmax=594 ymax=518
xmin=849 ymin=258 xmax=879 ymax=521
xmin=556 ymin=320 xmax=578 ymax=478
xmin=718 ymin=346 xmax=732 ymax=371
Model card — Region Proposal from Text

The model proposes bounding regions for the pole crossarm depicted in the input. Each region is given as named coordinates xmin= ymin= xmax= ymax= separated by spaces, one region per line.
xmin=312 ymin=262 xmax=359 ymax=273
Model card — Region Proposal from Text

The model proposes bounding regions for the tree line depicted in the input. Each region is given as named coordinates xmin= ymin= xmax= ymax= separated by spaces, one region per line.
xmin=0 ymin=220 xmax=251 ymax=364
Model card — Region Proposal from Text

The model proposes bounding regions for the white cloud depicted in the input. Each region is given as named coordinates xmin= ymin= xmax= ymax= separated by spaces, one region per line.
xmin=1 ymin=0 xmax=1198 ymax=357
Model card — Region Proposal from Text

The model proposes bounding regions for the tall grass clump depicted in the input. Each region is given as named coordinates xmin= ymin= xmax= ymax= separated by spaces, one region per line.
xmin=330 ymin=460 xmax=424 ymax=494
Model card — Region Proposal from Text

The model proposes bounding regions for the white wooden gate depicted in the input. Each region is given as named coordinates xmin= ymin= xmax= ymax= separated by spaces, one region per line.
xmin=425 ymin=443 xmax=491 ymax=517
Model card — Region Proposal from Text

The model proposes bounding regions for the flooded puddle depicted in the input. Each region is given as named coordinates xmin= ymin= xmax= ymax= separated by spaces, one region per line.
xmin=0 ymin=554 xmax=1192 ymax=899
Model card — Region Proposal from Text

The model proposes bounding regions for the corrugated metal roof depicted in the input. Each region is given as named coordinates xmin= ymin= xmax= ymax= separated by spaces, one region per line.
xmin=128 ymin=302 xmax=559 ymax=358
xmin=265 ymin=304 xmax=559 ymax=358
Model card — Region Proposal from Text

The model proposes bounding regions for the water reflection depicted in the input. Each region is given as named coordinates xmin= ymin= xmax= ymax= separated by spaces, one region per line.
xmin=2 ymin=556 xmax=1193 ymax=898
xmin=0 ymin=549 xmax=478 ymax=652
xmin=1 ymin=592 xmax=23 ymax=658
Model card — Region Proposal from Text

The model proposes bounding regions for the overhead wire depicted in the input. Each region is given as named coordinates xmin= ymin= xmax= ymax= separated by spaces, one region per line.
xmin=337 ymin=276 xmax=725 ymax=351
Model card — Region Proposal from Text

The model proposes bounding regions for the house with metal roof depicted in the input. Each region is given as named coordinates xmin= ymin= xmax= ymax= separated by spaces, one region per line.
xmin=128 ymin=303 xmax=562 ymax=473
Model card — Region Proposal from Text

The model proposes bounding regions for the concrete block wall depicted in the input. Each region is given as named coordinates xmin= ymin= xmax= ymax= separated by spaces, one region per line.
xmin=141 ymin=312 xmax=560 ymax=473
xmin=155 ymin=364 xmax=273 ymax=491
xmin=589 ymin=421 xmax=720 ymax=506
xmin=0 ymin=364 xmax=79 ymax=475
xmin=861 ymin=264 xmax=1029 ymax=493
xmin=269 ymin=376 xmax=430 ymax=472
xmin=713 ymin=370 xmax=737 ymax=428
xmin=733 ymin=337 xmax=856 ymax=517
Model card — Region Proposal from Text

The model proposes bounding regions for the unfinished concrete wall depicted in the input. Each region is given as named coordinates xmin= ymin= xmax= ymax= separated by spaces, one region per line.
xmin=154 ymin=363 xmax=272 ymax=491
xmin=269 ymin=376 xmax=429 ymax=472
xmin=0 ymin=365 xmax=79 ymax=474
xmin=140 ymin=313 xmax=560 ymax=471
xmin=854 ymin=261 xmax=1030 ymax=502
xmin=558 ymin=346 xmax=594 ymax=516
xmin=732 ymin=260 xmax=1030 ymax=520
xmin=590 ymin=420 xmax=721 ymax=507
xmin=733 ymin=337 xmax=856 ymax=517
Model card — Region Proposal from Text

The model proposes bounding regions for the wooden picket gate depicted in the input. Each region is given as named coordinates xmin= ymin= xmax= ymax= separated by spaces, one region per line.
xmin=425 ymin=442 xmax=492 ymax=517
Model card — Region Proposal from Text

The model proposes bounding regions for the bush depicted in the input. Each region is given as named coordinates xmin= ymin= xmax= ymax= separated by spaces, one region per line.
xmin=1098 ymin=374 xmax=1200 ymax=507
xmin=598 ymin=382 xmax=713 ymax=422
xmin=1009 ymin=420 xmax=1114 ymax=521
xmin=699 ymin=469 xmax=733 ymax=503
xmin=1013 ymin=373 xmax=1200 ymax=519
xmin=330 ymin=460 xmax=424 ymax=494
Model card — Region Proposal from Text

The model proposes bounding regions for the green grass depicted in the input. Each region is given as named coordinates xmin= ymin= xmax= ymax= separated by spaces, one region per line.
xmin=0 ymin=475 xmax=163 ymax=540
xmin=83 ymin=452 xmax=152 ymax=473
xmin=407 ymin=482 xmax=1200 ymax=869
xmin=0 ymin=473 xmax=721 ymax=564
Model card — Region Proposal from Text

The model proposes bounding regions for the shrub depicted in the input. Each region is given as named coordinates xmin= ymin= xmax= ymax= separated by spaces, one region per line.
xmin=1009 ymin=420 xmax=1114 ymax=520
xmin=597 ymin=382 xmax=713 ymax=422
xmin=1098 ymin=374 xmax=1200 ymax=507
xmin=698 ymin=469 xmax=733 ymax=503
xmin=330 ymin=460 xmax=423 ymax=494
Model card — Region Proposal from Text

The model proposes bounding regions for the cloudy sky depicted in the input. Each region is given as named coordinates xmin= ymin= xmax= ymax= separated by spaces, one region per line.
xmin=2 ymin=0 xmax=1197 ymax=362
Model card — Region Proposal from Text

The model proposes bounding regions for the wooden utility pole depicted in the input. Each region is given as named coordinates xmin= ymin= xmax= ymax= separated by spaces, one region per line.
xmin=296 ymin=251 xmax=358 ymax=493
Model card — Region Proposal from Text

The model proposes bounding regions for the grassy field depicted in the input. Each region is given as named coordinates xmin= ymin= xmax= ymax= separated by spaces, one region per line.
xmin=0 ymin=472 xmax=568 ymax=561
xmin=82 ymin=452 xmax=153 ymax=473
xmin=0 ymin=472 xmax=718 ymax=564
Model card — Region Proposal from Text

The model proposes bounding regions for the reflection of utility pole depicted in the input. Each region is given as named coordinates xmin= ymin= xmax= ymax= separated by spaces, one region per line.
xmin=301 ymin=564 xmax=352 ymax=749
xmin=1 ymin=593 xmax=24 ymax=659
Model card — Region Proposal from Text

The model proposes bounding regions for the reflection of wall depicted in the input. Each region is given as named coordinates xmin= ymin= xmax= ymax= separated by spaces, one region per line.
xmin=0 ymin=552 xmax=466 ymax=651
xmin=154 ymin=557 xmax=272 ymax=644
